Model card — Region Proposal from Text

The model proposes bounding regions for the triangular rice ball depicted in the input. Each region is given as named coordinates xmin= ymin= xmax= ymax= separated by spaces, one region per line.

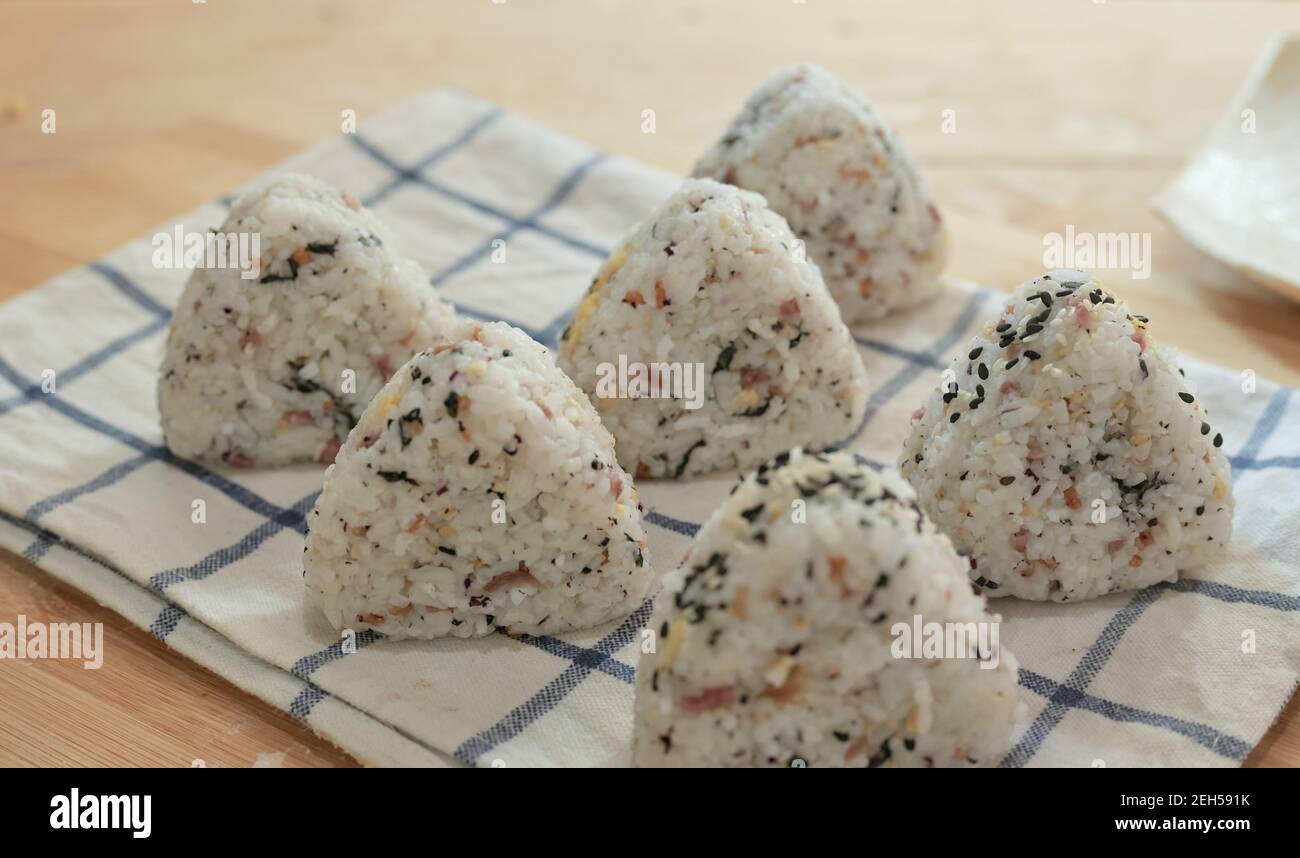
xmin=558 ymin=178 xmax=868 ymax=479
xmin=159 ymin=173 xmax=461 ymax=467
xmin=634 ymin=449 xmax=1021 ymax=767
xmin=304 ymin=322 xmax=652 ymax=639
xmin=900 ymin=270 xmax=1234 ymax=602
xmin=694 ymin=64 xmax=947 ymax=323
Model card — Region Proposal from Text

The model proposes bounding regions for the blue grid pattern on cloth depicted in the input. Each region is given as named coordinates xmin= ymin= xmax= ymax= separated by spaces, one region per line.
xmin=1 ymin=102 xmax=1296 ymax=767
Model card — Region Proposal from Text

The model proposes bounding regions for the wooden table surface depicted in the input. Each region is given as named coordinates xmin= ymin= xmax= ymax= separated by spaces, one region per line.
xmin=1 ymin=0 xmax=1297 ymax=767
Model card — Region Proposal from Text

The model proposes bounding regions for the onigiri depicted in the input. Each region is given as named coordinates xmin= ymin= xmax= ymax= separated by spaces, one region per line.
xmin=900 ymin=270 xmax=1234 ymax=602
xmin=634 ymin=448 xmax=1021 ymax=767
xmin=694 ymin=64 xmax=947 ymax=323
xmin=304 ymin=322 xmax=653 ymax=639
xmin=558 ymin=178 xmax=868 ymax=479
xmin=159 ymin=173 xmax=461 ymax=468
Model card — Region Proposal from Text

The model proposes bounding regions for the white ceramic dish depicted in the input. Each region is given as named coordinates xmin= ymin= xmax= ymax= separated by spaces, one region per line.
xmin=1154 ymin=35 xmax=1300 ymax=302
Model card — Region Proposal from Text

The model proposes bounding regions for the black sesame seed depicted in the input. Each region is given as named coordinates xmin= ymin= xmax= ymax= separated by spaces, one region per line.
xmin=1024 ymin=350 xmax=1042 ymax=361
xmin=999 ymin=334 xmax=1016 ymax=348
xmin=1023 ymin=323 xmax=1043 ymax=337
xmin=1196 ymin=504 xmax=1206 ymax=516
xmin=996 ymin=322 xmax=1011 ymax=333
xmin=978 ymin=364 xmax=989 ymax=380
xmin=1201 ymin=422 xmax=1211 ymax=436
xmin=999 ymin=476 xmax=1015 ymax=486
xmin=950 ymin=412 xmax=960 ymax=423
xmin=968 ymin=347 xmax=983 ymax=360
xmin=1214 ymin=433 xmax=1223 ymax=448
xmin=1179 ymin=392 xmax=1195 ymax=404
xmin=1139 ymin=359 xmax=1148 ymax=379
xmin=1005 ymin=358 xmax=1019 ymax=370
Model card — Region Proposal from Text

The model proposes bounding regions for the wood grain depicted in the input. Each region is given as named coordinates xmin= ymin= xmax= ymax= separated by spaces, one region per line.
xmin=0 ymin=0 xmax=1296 ymax=767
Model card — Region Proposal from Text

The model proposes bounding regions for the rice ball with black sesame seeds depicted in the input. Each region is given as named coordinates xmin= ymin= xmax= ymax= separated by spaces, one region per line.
xmin=900 ymin=270 xmax=1234 ymax=602
xmin=159 ymin=173 xmax=462 ymax=468
xmin=557 ymin=178 xmax=868 ymax=480
xmin=633 ymin=448 xmax=1021 ymax=768
xmin=304 ymin=322 xmax=653 ymax=640
xmin=693 ymin=64 xmax=947 ymax=324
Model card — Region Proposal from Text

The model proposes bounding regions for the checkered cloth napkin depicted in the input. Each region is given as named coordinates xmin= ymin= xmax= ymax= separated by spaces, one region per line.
xmin=1 ymin=88 xmax=1297 ymax=767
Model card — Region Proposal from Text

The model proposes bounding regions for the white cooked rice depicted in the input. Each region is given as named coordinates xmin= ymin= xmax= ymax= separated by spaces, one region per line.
xmin=304 ymin=322 xmax=652 ymax=640
xmin=557 ymin=178 xmax=868 ymax=479
xmin=694 ymin=64 xmax=948 ymax=324
xmin=634 ymin=448 xmax=1022 ymax=767
xmin=900 ymin=270 xmax=1234 ymax=602
xmin=159 ymin=173 xmax=461 ymax=468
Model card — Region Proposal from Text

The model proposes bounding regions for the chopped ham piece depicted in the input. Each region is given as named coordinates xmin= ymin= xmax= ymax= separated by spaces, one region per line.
xmin=679 ymin=685 xmax=737 ymax=713
xmin=485 ymin=563 xmax=541 ymax=593
xmin=315 ymin=437 xmax=342 ymax=464
xmin=221 ymin=450 xmax=256 ymax=468
xmin=740 ymin=367 xmax=770 ymax=389
xmin=1065 ymin=294 xmax=1093 ymax=329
